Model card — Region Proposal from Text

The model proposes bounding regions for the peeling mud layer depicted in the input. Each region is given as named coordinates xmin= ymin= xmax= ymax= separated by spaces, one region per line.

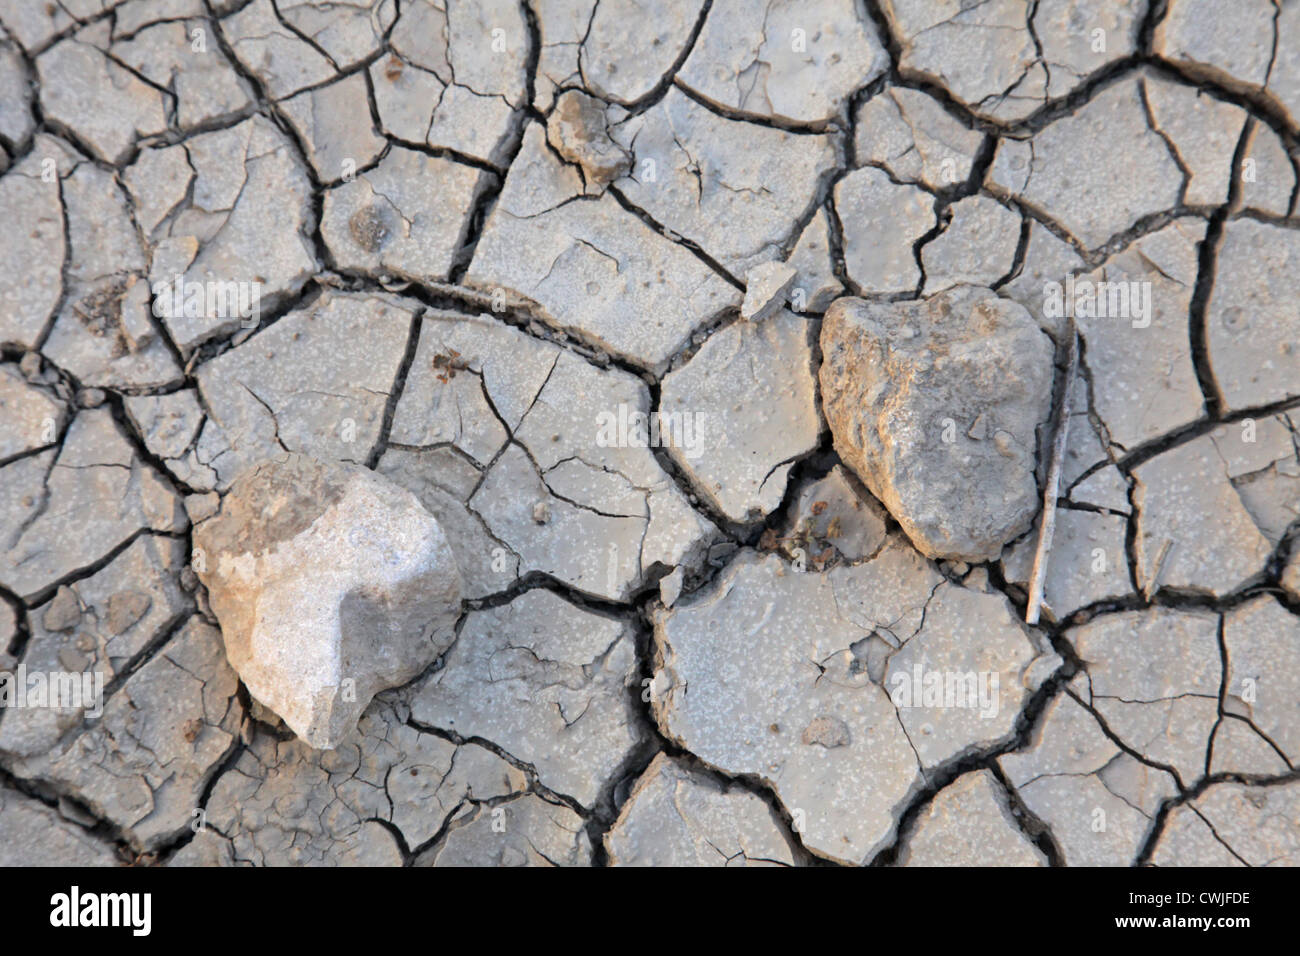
xmin=0 ymin=0 xmax=1298 ymax=870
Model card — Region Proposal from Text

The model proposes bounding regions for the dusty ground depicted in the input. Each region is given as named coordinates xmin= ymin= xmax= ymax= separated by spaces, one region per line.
xmin=1 ymin=0 xmax=1298 ymax=867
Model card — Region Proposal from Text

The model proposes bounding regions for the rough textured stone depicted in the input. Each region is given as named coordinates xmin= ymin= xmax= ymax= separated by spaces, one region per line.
xmin=546 ymin=90 xmax=631 ymax=187
xmin=194 ymin=455 xmax=462 ymax=749
xmin=660 ymin=310 xmax=820 ymax=523
xmin=899 ymin=770 xmax=1047 ymax=867
xmin=605 ymin=754 xmax=797 ymax=866
xmin=820 ymin=287 xmax=1054 ymax=561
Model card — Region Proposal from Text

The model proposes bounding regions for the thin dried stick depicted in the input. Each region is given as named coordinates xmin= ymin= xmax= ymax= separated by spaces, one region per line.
xmin=1026 ymin=319 xmax=1080 ymax=625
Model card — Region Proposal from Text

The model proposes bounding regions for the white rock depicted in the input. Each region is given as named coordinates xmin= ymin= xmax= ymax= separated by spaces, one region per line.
xmin=194 ymin=455 xmax=463 ymax=749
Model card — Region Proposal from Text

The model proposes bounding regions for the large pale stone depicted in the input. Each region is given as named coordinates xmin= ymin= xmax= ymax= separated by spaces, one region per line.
xmin=194 ymin=455 xmax=463 ymax=749
xmin=820 ymin=286 xmax=1054 ymax=561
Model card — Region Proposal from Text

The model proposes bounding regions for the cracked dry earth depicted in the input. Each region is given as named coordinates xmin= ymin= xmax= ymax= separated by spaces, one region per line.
xmin=0 ymin=0 xmax=1299 ymax=870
